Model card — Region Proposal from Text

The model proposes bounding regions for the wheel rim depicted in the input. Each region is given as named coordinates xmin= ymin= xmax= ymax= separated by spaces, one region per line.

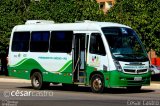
xmin=92 ymin=78 xmax=102 ymax=91
xmin=33 ymin=76 xmax=40 ymax=87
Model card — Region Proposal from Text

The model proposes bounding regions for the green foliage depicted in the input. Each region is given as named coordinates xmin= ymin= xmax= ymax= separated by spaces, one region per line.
xmin=0 ymin=0 xmax=160 ymax=56
xmin=0 ymin=0 xmax=104 ymax=54
xmin=0 ymin=0 xmax=23 ymax=53
xmin=106 ymin=0 xmax=160 ymax=56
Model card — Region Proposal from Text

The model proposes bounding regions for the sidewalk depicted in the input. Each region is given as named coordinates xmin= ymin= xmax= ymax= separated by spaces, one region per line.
xmin=0 ymin=76 xmax=159 ymax=89
xmin=0 ymin=76 xmax=30 ymax=83
xmin=142 ymin=81 xmax=160 ymax=89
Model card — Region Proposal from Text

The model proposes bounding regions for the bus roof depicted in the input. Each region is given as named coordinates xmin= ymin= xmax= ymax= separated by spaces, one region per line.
xmin=12 ymin=20 xmax=131 ymax=32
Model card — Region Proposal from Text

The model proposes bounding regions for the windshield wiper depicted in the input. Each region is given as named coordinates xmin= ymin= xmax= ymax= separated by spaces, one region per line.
xmin=113 ymin=54 xmax=132 ymax=58
xmin=121 ymin=54 xmax=147 ymax=59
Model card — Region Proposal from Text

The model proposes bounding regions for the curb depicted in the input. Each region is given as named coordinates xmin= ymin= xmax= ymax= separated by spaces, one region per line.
xmin=142 ymin=83 xmax=160 ymax=89
xmin=0 ymin=77 xmax=30 ymax=83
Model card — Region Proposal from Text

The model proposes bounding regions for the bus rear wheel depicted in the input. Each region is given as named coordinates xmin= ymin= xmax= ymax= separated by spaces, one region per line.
xmin=31 ymin=72 xmax=49 ymax=90
xmin=90 ymin=74 xmax=104 ymax=93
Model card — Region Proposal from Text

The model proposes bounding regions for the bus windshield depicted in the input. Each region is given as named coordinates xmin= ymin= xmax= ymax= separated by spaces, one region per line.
xmin=102 ymin=27 xmax=148 ymax=62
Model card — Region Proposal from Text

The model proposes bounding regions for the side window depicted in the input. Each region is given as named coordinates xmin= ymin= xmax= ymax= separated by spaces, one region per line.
xmin=30 ymin=31 xmax=50 ymax=52
xmin=89 ymin=33 xmax=106 ymax=55
xmin=12 ymin=32 xmax=30 ymax=52
xmin=50 ymin=31 xmax=73 ymax=53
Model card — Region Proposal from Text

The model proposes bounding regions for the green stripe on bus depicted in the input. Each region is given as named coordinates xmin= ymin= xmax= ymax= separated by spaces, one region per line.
xmin=9 ymin=58 xmax=72 ymax=73
xmin=10 ymin=58 xmax=28 ymax=67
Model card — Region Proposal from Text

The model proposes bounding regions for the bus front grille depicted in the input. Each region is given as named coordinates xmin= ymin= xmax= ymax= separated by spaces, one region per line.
xmin=123 ymin=69 xmax=147 ymax=74
xmin=137 ymin=69 xmax=147 ymax=73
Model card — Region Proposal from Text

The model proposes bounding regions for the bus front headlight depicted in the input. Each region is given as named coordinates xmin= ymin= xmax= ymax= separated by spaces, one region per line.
xmin=114 ymin=60 xmax=122 ymax=71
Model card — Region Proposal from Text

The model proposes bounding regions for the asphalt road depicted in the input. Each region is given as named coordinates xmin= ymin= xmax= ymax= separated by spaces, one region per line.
xmin=0 ymin=82 xmax=160 ymax=106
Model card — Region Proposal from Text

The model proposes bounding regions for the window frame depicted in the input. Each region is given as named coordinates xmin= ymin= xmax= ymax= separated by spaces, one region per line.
xmin=89 ymin=33 xmax=106 ymax=56
xmin=11 ymin=31 xmax=30 ymax=52
xmin=49 ymin=31 xmax=73 ymax=53
xmin=30 ymin=31 xmax=50 ymax=52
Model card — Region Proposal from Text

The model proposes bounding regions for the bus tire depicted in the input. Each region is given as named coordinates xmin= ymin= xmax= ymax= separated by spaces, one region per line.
xmin=31 ymin=72 xmax=45 ymax=90
xmin=90 ymin=74 xmax=104 ymax=93
xmin=127 ymin=86 xmax=141 ymax=92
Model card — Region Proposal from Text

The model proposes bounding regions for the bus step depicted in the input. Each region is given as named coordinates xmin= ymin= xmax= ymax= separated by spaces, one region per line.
xmin=79 ymin=77 xmax=85 ymax=83
xmin=74 ymin=82 xmax=85 ymax=85
xmin=79 ymin=70 xmax=85 ymax=72
xmin=79 ymin=76 xmax=85 ymax=78
xmin=79 ymin=72 xmax=85 ymax=76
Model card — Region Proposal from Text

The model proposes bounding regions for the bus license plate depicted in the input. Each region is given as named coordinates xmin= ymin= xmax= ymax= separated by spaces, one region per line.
xmin=134 ymin=77 xmax=142 ymax=81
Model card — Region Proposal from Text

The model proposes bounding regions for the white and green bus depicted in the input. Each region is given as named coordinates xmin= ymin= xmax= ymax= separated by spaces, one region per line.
xmin=8 ymin=20 xmax=151 ymax=93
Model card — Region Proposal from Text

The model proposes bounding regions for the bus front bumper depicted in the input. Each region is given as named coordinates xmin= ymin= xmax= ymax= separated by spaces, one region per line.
xmin=105 ymin=71 xmax=151 ymax=87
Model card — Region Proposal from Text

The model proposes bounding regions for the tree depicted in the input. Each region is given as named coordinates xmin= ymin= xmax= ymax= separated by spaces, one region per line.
xmin=106 ymin=0 xmax=160 ymax=56
xmin=0 ymin=0 xmax=104 ymax=54
xmin=27 ymin=0 xmax=105 ymax=22
xmin=0 ymin=0 xmax=24 ymax=53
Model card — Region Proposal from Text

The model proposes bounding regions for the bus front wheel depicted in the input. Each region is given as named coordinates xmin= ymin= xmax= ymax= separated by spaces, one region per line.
xmin=90 ymin=74 xmax=104 ymax=93
xmin=31 ymin=72 xmax=49 ymax=90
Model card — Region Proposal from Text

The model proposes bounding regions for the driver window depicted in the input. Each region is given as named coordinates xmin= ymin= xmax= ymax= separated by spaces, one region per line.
xmin=89 ymin=33 xmax=106 ymax=56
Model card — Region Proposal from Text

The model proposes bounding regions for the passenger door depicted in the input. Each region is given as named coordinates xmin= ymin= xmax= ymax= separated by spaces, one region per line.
xmin=72 ymin=33 xmax=88 ymax=83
